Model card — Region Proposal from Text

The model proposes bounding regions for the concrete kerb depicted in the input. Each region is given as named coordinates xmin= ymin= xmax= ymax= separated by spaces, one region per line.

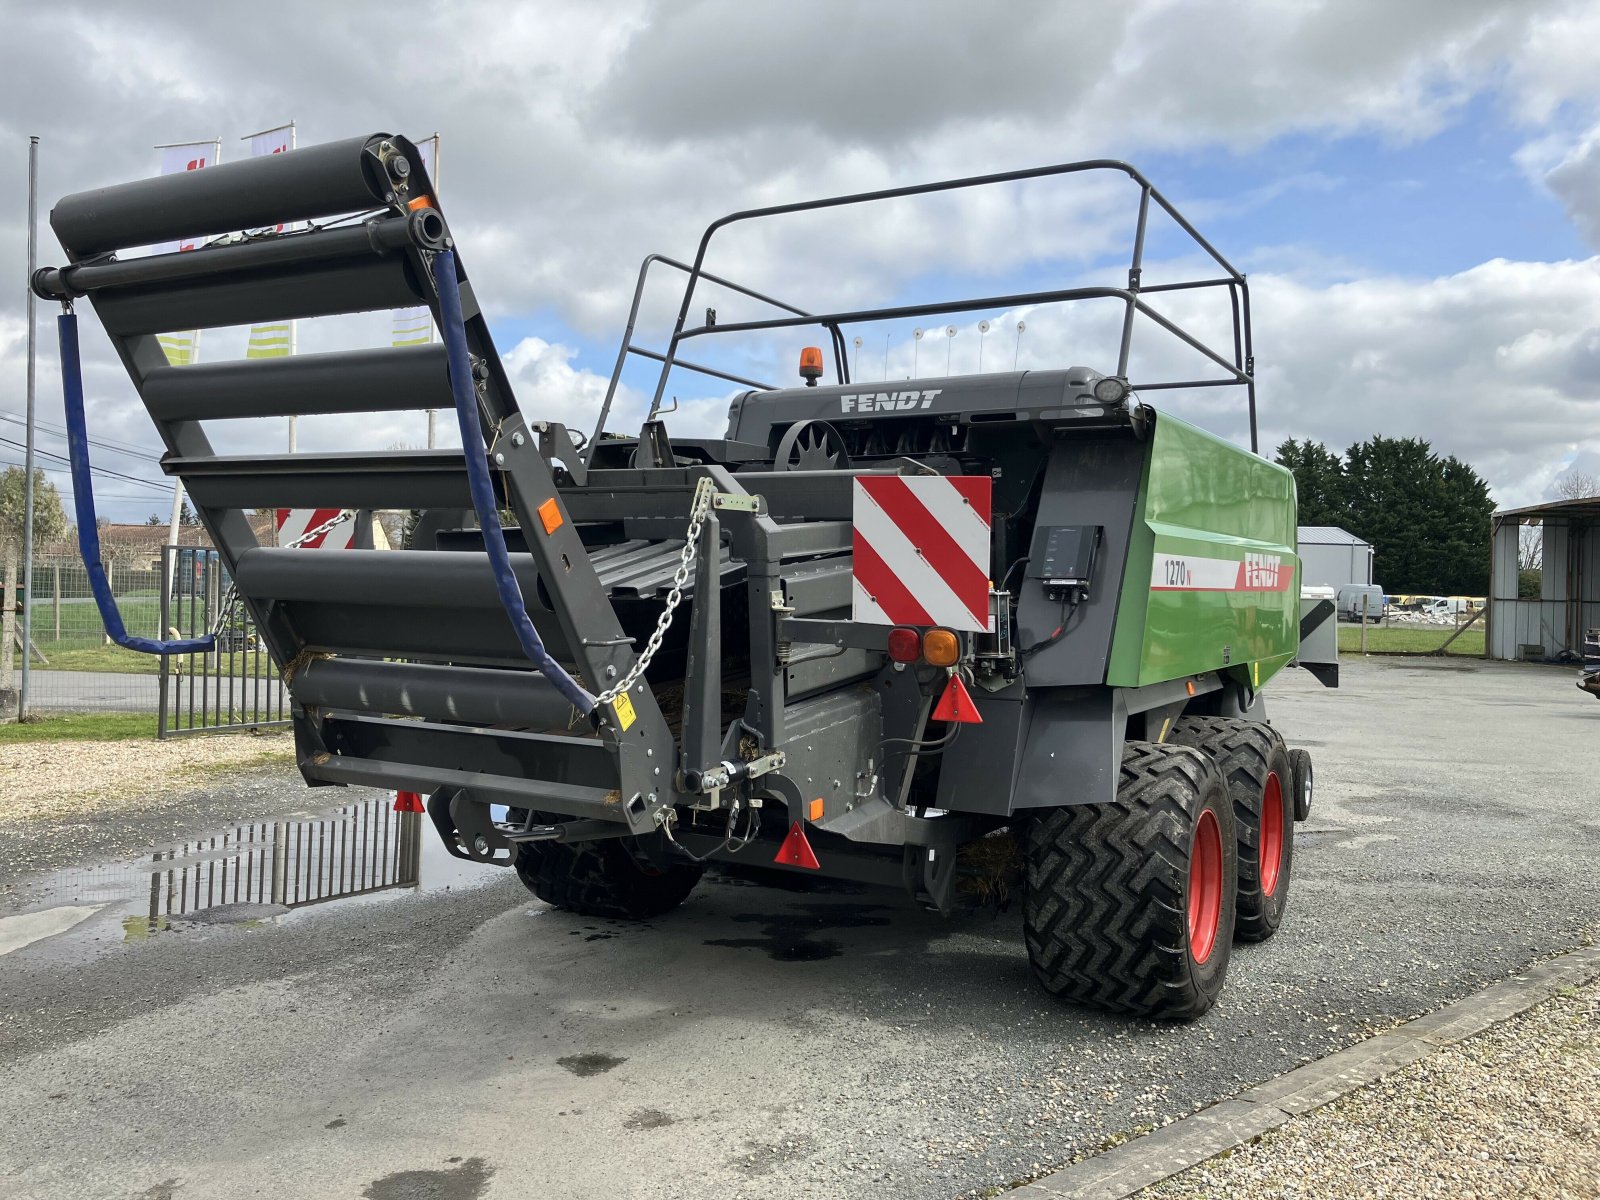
xmin=1010 ymin=943 xmax=1600 ymax=1199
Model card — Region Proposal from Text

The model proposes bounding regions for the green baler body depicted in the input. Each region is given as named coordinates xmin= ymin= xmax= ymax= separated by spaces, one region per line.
xmin=1107 ymin=412 xmax=1301 ymax=690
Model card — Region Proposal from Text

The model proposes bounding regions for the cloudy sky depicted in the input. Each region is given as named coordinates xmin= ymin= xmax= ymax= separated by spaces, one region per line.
xmin=2 ymin=0 xmax=1598 ymax=522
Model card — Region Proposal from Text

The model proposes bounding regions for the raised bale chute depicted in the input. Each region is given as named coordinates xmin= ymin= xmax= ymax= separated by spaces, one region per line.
xmin=36 ymin=136 xmax=1338 ymax=1020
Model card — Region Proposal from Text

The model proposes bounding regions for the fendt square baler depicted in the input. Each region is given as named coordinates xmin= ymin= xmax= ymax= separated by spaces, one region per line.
xmin=34 ymin=134 xmax=1336 ymax=1019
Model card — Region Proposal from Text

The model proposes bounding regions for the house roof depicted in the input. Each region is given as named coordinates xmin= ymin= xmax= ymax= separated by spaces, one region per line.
xmin=1297 ymin=526 xmax=1370 ymax=547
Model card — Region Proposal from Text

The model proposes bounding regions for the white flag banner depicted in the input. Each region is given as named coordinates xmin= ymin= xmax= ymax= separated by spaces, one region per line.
xmin=154 ymin=140 xmax=219 ymax=365
xmin=392 ymin=136 xmax=439 ymax=347
xmin=245 ymin=124 xmax=297 ymax=359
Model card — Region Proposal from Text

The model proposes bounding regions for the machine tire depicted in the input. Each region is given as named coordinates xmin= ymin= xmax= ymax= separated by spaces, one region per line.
xmin=1289 ymin=748 xmax=1313 ymax=822
xmin=512 ymin=816 xmax=703 ymax=920
xmin=1169 ymin=715 xmax=1295 ymax=942
xmin=1023 ymin=742 xmax=1237 ymax=1021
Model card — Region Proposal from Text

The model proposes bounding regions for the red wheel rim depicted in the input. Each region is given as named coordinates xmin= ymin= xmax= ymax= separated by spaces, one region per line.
xmin=1260 ymin=772 xmax=1285 ymax=897
xmin=1188 ymin=807 xmax=1223 ymax=965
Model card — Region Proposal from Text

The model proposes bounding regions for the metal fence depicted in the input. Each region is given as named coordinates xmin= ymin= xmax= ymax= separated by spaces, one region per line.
xmin=2 ymin=543 xmax=288 ymax=730
xmin=55 ymin=799 xmax=424 ymax=938
xmin=157 ymin=544 xmax=288 ymax=736
xmin=4 ymin=546 xmax=169 ymax=714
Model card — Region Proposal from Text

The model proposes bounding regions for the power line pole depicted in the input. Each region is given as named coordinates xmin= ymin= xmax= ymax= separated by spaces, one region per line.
xmin=20 ymin=135 xmax=39 ymax=720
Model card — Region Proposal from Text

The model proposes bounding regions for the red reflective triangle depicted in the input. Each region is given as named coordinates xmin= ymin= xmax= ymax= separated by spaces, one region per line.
xmin=931 ymin=674 xmax=984 ymax=724
xmin=393 ymin=790 xmax=426 ymax=813
xmin=773 ymin=821 xmax=821 ymax=870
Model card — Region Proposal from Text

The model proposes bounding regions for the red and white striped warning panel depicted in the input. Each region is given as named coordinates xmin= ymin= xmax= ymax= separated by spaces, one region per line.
xmin=1151 ymin=551 xmax=1293 ymax=592
xmin=852 ymin=475 xmax=992 ymax=631
xmin=275 ymin=508 xmax=355 ymax=550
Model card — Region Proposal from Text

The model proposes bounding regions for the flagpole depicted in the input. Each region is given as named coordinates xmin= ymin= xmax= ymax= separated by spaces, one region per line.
xmin=20 ymin=135 xmax=39 ymax=719
xmin=287 ymin=122 xmax=298 ymax=453
xmin=426 ymin=133 xmax=441 ymax=449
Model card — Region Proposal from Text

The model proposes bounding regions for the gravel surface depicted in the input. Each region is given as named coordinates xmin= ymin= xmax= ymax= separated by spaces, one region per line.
xmin=1136 ymin=977 xmax=1600 ymax=1199
xmin=0 ymin=657 xmax=1596 ymax=1199
xmin=0 ymin=730 xmax=293 ymax=821
xmin=0 ymin=732 xmax=317 ymax=881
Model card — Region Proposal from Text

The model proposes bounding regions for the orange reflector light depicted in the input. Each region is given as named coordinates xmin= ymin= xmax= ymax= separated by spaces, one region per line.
xmin=407 ymin=194 xmax=436 ymax=212
xmin=886 ymin=627 xmax=921 ymax=663
xmin=537 ymin=497 xmax=564 ymax=535
xmin=393 ymin=790 xmax=425 ymax=813
xmin=932 ymin=674 xmax=983 ymax=724
xmin=798 ymin=346 xmax=825 ymax=382
xmin=808 ymin=798 xmax=824 ymax=822
xmin=775 ymin=821 xmax=821 ymax=869
xmin=1185 ymin=680 xmax=1197 ymax=696
xmin=923 ymin=628 xmax=960 ymax=667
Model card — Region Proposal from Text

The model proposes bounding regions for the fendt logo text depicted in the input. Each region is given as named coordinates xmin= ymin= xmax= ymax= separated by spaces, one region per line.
xmin=1244 ymin=553 xmax=1282 ymax=589
xmin=840 ymin=388 xmax=943 ymax=414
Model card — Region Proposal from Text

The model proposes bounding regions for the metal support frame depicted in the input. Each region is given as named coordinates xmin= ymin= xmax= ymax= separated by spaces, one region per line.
xmin=609 ymin=159 xmax=1258 ymax=453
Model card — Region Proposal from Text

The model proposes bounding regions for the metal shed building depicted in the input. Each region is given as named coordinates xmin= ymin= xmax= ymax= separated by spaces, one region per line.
xmin=1297 ymin=526 xmax=1375 ymax=590
xmin=1489 ymin=497 xmax=1600 ymax=662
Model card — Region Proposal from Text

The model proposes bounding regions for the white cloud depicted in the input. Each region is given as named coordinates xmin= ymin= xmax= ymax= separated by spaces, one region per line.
xmin=4 ymin=0 xmax=1600 ymax=521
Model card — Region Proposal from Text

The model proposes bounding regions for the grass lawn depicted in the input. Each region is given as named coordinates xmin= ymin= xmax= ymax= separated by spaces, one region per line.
xmin=0 ymin=712 xmax=155 ymax=743
xmin=1338 ymin=623 xmax=1485 ymax=656
xmin=32 ymin=642 xmax=278 ymax=677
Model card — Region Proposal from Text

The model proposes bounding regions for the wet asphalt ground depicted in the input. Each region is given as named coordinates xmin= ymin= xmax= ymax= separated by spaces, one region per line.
xmin=1 ymin=656 xmax=1598 ymax=1200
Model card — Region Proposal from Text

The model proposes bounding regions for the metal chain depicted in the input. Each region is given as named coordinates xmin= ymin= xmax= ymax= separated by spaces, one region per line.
xmin=594 ymin=477 xmax=715 ymax=707
xmin=205 ymin=509 xmax=357 ymax=640
xmin=283 ymin=509 xmax=356 ymax=549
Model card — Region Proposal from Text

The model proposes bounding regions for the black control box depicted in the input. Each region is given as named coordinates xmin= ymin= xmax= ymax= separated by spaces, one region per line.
xmin=1026 ymin=524 xmax=1102 ymax=601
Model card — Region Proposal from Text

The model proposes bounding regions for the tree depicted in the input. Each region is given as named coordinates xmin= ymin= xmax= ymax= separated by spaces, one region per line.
xmin=145 ymin=513 xmax=164 ymax=526
xmin=1343 ymin=436 xmax=1496 ymax=595
xmin=0 ymin=467 xmax=70 ymax=550
xmin=1554 ymin=470 xmax=1598 ymax=500
xmin=1275 ymin=436 xmax=1497 ymax=594
xmin=1518 ymin=524 xmax=1542 ymax=571
xmin=1274 ymin=439 xmax=1348 ymax=528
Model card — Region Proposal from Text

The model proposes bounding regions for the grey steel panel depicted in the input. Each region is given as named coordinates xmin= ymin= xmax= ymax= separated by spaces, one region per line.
xmin=295 ymin=657 xmax=582 ymax=729
xmin=239 ymin=542 xmax=731 ymax=611
xmin=307 ymin=756 xmax=627 ymax=826
xmin=781 ymin=556 xmax=852 ymax=616
xmin=171 ymin=450 xmax=493 ymax=511
xmin=145 ymin=344 xmax=451 ymax=421
xmin=274 ymin=604 xmax=557 ymax=665
xmin=51 ymin=133 xmax=395 ymax=257
xmin=770 ymin=687 xmax=881 ymax=819
xmin=320 ymin=713 xmax=618 ymax=792
xmin=93 ymin=256 xmax=423 ymax=335
xmin=239 ymin=547 xmax=550 ymax=611
xmin=1017 ymin=436 xmax=1145 ymax=687
xmin=783 ymin=648 xmax=880 ymax=701
xmin=1009 ymin=688 xmax=1124 ymax=810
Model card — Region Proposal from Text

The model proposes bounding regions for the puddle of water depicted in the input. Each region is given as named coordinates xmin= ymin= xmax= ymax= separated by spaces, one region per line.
xmin=0 ymin=795 xmax=500 ymax=957
xmin=557 ymin=1052 xmax=627 ymax=1077
xmin=0 ymin=905 xmax=102 ymax=956
xmin=702 ymin=901 xmax=890 ymax=962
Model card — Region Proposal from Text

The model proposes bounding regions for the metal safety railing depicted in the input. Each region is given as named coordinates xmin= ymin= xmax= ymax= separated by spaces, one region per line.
xmin=607 ymin=159 xmax=1261 ymax=451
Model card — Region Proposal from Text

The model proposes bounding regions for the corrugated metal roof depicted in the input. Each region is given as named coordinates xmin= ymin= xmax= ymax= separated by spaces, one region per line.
xmin=1297 ymin=526 xmax=1369 ymax=546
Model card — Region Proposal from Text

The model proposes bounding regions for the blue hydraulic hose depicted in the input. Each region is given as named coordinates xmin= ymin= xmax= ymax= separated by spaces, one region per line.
xmin=433 ymin=250 xmax=598 ymax=715
xmin=56 ymin=311 xmax=215 ymax=655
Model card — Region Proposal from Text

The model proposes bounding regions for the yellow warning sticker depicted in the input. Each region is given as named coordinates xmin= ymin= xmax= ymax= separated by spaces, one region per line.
xmin=611 ymin=692 xmax=637 ymax=732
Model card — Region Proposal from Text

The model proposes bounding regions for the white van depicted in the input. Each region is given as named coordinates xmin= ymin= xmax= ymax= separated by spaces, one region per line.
xmin=1337 ymin=584 xmax=1386 ymax=622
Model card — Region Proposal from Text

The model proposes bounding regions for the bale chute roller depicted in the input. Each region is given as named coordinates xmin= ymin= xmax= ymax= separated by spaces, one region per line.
xmin=37 ymin=134 xmax=1337 ymax=1020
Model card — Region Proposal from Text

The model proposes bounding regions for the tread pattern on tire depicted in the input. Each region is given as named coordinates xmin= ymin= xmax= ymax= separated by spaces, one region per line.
xmin=514 ymin=820 xmax=702 ymax=920
xmin=1023 ymin=741 xmax=1236 ymax=1021
xmin=1168 ymin=715 xmax=1293 ymax=941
